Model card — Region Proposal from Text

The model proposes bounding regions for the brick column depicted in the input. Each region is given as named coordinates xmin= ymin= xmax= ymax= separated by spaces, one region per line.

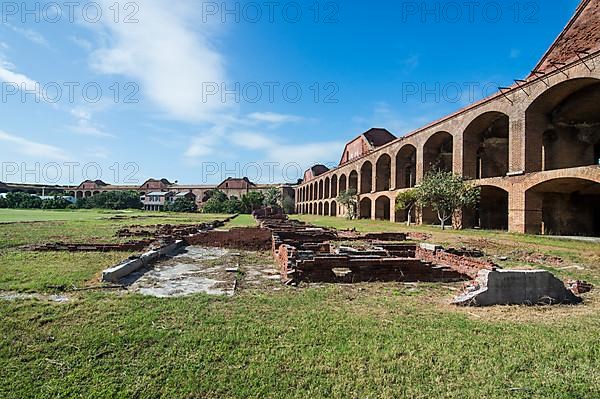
xmin=453 ymin=133 xmax=463 ymax=175
xmin=509 ymin=114 xmax=527 ymax=174
xmin=371 ymin=198 xmax=377 ymax=221
xmin=416 ymin=145 xmax=425 ymax=183
xmin=390 ymin=157 xmax=397 ymax=190
xmin=508 ymin=189 xmax=542 ymax=234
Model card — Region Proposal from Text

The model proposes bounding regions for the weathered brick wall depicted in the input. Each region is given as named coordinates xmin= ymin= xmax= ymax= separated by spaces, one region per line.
xmin=415 ymin=247 xmax=496 ymax=279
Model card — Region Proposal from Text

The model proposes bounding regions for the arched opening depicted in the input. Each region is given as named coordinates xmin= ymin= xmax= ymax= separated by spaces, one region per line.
xmin=331 ymin=175 xmax=338 ymax=198
xmin=338 ymin=174 xmax=347 ymax=194
xmin=324 ymin=177 xmax=330 ymax=199
xmin=375 ymin=196 xmax=391 ymax=221
xmin=76 ymin=192 xmax=83 ymax=199
xmin=463 ymin=112 xmax=509 ymax=179
xmin=349 ymin=171 xmax=358 ymax=192
xmin=309 ymin=203 xmax=314 ymax=214
xmin=318 ymin=202 xmax=323 ymax=215
xmin=396 ymin=145 xmax=417 ymax=189
xmin=309 ymin=185 xmax=313 ymax=201
xmin=324 ymin=202 xmax=330 ymax=216
xmin=525 ymin=78 xmax=600 ymax=172
xmin=476 ymin=186 xmax=509 ymax=230
xmin=525 ymin=178 xmax=600 ymax=236
xmin=330 ymin=201 xmax=337 ymax=217
xmin=318 ymin=180 xmax=324 ymax=200
xmin=359 ymin=198 xmax=372 ymax=219
xmin=360 ymin=162 xmax=373 ymax=194
xmin=84 ymin=191 xmax=92 ymax=197
xmin=423 ymin=132 xmax=453 ymax=174
xmin=375 ymin=154 xmax=392 ymax=192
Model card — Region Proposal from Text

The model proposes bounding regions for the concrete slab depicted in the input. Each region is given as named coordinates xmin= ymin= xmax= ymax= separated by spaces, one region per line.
xmin=453 ymin=269 xmax=582 ymax=306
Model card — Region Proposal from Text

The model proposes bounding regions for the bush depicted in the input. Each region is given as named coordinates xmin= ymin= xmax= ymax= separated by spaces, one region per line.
xmin=76 ymin=191 xmax=142 ymax=210
xmin=41 ymin=197 xmax=71 ymax=210
xmin=4 ymin=192 xmax=43 ymax=209
xmin=165 ymin=198 xmax=198 ymax=213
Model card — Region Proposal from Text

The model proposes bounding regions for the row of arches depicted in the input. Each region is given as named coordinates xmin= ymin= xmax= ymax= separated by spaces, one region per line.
xmin=297 ymin=201 xmax=338 ymax=217
xmin=298 ymin=78 xmax=600 ymax=203
xmin=300 ymin=177 xmax=600 ymax=237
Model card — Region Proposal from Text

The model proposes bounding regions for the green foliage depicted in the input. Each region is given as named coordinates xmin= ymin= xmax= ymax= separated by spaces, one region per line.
xmin=204 ymin=189 xmax=228 ymax=203
xmin=0 ymin=197 xmax=7 ymax=209
xmin=263 ymin=187 xmax=281 ymax=207
xmin=41 ymin=196 xmax=71 ymax=210
xmin=241 ymin=191 xmax=265 ymax=213
xmin=395 ymin=189 xmax=419 ymax=226
xmin=223 ymin=198 xmax=244 ymax=214
xmin=76 ymin=191 xmax=142 ymax=210
xmin=201 ymin=190 xmax=266 ymax=214
xmin=202 ymin=197 xmax=226 ymax=214
xmin=337 ymin=189 xmax=358 ymax=219
xmin=2 ymin=192 xmax=43 ymax=209
xmin=416 ymin=171 xmax=480 ymax=230
xmin=165 ymin=197 xmax=198 ymax=213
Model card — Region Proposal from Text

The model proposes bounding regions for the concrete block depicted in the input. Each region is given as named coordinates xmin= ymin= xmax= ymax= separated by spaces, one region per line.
xmin=101 ymin=240 xmax=185 ymax=283
xmin=419 ymin=243 xmax=443 ymax=252
xmin=453 ymin=269 xmax=582 ymax=306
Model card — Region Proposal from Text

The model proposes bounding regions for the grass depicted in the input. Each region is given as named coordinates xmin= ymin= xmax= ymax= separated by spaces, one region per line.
xmin=1 ymin=210 xmax=600 ymax=398
xmin=223 ymin=214 xmax=258 ymax=228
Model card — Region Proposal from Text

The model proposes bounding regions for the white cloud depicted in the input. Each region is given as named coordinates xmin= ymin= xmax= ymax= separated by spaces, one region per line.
xmin=0 ymin=64 xmax=41 ymax=98
xmin=229 ymin=131 xmax=273 ymax=150
xmin=0 ymin=130 xmax=69 ymax=160
xmin=89 ymin=0 xmax=230 ymax=123
xmin=69 ymin=36 xmax=93 ymax=51
xmin=68 ymin=107 xmax=115 ymax=138
xmin=247 ymin=112 xmax=303 ymax=124
xmin=5 ymin=23 xmax=48 ymax=47
xmin=184 ymin=126 xmax=226 ymax=158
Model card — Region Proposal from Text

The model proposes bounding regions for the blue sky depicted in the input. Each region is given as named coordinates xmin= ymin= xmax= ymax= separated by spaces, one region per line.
xmin=0 ymin=0 xmax=582 ymax=185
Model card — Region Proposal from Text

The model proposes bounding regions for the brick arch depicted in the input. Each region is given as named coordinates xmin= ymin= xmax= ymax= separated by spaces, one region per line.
xmin=324 ymin=177 xmax=331 ymax=199
xmin=523 ymin=168 xmax=600 ymax=192
xmin=360 ymin=161 xmax=373 ymax=194
xmin=331 ymin=175 xmax=338 ymax=198
xmin=395 ymin=144 xmax=417 ymax=189
xmin=375 ymin=153 xmax=392 ymax=192
xmin=423 ymin=131 xmax=454 ymax=174
xmin=525 ymin=77 xmax=600 ymax=173
xmin=375 ymin=195 xmax=392 ymax=221
xmin=524 ymin=176 xmax=600 ymax=236
xmin=338 ymin=174 xmax=347 ymax=193
xmin=462 ymin=111 xmax=510 ymax=179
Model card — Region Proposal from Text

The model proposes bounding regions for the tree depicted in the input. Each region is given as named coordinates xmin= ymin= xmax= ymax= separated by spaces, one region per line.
xmin=204 ymin=189 xmax=228 ymax=203
xmin=223 ymin=198 xmax=244 ymax=214
xmin=263 ymin=187 xmax=281 ymax=208
xmin=165 ymin=198 xmax=197 ymax=213
xmin=202 ymin=197 xmax=226 ymax=214
xmin=4 ymin=192 xmax=42 ymax=209
xmin=416 ymin=171 xmax=480 ymax=230
xmin=41 ymin=196 xmax=70 ymax=209
xmin=0 ymin=196 xmax=7 ymax=209
xmin=395 ymin=189 xmax=419 ymax=226
xmin=337 ymin=189 xmax=358 ymax=220
xmin=241 ymin=191 xmax=265 ymax=213
xmin=76 ymin=191 xmax=142 ymax=210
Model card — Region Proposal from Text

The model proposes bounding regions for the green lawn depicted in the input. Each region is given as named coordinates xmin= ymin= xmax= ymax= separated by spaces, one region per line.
xmin=1 ymin=210 xmax=599 ymax=398
xmin=223 ymin=214 xmax=258 ymax=228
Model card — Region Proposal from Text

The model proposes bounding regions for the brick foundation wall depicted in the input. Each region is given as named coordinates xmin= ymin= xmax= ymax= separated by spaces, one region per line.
xmin=415 ymin=247 xmax=497 ymax=279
